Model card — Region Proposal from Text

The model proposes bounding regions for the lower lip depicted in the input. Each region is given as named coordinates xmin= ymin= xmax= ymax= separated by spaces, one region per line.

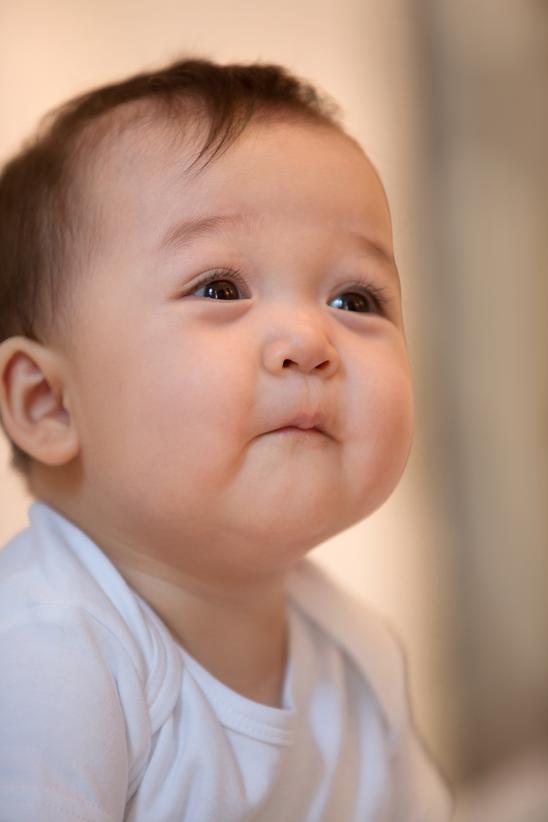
xmin=272 ymin=427 xmax=322 ymax=434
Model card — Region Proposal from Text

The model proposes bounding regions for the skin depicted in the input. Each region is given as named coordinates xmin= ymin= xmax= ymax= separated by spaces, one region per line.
xmin=0 ymin=114 xmax=414 ymax=706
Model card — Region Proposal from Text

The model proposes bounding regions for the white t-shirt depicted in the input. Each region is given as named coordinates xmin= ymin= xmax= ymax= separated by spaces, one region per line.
xmin=0 ymin=501 xmax=452 ymax=821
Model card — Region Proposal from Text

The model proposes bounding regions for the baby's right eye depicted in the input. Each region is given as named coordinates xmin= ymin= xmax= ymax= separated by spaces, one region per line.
xmin=194 ymin=280 xmax=240 ymax=300
xmin=190 ymin=268 xmax=247 ymax=300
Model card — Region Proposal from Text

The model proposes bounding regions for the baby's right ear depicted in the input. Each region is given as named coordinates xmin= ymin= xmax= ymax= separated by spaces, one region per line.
xmin=0 ymin=336 xmax=80 ymax=467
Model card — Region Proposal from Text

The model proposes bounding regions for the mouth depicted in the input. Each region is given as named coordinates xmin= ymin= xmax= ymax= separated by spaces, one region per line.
xmin=271 ymin=425 xmax=324 ymax=434
xmin=269 ymin=413 xmax=329 ymax=437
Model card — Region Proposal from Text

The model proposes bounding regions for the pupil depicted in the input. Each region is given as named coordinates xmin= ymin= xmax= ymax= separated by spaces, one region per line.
xmin=333 ymin=293 xmax=371 ymax=312
xmin=206 ymin=280 xmax=238 ymax=300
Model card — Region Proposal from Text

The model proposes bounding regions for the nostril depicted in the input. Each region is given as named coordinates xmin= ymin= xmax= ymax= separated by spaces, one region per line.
xmin=281 ymin=357 xmax=330 ymax=370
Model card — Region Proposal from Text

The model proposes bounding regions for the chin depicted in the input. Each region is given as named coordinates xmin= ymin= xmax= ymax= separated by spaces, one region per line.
xmin=231 ymin=502 xmax=351 ymax=558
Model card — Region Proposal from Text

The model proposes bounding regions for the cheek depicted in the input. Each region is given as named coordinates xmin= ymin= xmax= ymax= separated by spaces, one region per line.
xmin=121 ymin=339 xmax=252 ymax=472
xmin=346 ymin=353 xmax=415 ymax=507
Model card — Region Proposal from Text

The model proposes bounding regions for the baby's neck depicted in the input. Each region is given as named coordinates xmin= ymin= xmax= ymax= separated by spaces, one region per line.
xmin=29 ymin=483 xmax=291 ymax=707
xmin=119 ymin=564 xmax=290 ymax=708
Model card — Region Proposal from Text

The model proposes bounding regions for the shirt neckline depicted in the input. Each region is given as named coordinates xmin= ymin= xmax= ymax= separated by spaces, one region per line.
xmin=177 ymin=606 xmax=300 ymax=746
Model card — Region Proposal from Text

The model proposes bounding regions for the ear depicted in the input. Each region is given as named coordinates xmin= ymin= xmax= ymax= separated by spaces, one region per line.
xmin=0 ymin=336 xmax=80 ymax=467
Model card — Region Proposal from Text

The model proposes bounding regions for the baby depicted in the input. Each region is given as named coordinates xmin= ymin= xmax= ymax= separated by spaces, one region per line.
xmin=0 ymin=57 xmax=452 ymax=820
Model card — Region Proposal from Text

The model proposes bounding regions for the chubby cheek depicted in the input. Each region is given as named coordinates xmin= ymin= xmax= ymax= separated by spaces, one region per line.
xmin=112 ymin=338 xmax=251 ymax=495
xmin=345 ymin=353 xmax=414 ymax=514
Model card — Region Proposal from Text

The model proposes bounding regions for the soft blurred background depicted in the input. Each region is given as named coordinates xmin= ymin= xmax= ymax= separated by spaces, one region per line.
xmin=1 ymin=1 xmax=547 ymax=817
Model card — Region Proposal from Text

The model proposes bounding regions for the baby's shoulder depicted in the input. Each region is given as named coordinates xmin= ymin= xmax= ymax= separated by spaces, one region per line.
xmin=0 ymin=510 xmax=135 ymax=648
xmin=287 ymin=558 xmax=409 ymax=733
xmin=0 ymin=504 xmax=182 ymax=727
xmin=288 ymin=559 xmax=454 ymax=819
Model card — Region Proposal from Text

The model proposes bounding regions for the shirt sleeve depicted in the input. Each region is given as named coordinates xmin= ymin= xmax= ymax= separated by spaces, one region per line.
xmin=287 ymin=559 xmax=455 ymax=819
xmin=387 ymin=637 xmax=455 ymax=822
xmin=0 ymin=605 xmax=143 ymax=822
xmin=389 ymin=721 xmax=454 ymax=821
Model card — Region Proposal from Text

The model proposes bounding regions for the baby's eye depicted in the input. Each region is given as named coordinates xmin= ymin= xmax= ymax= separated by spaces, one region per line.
xmin=328 ymin=283 xmax=387 ymax=314
xmin=191 ymin=269 xmax=247 ymax=301
xmin=195 ymin=278 xmax=241 ymax=300
xmin=330 ymin=293 xmax=368 ymax=312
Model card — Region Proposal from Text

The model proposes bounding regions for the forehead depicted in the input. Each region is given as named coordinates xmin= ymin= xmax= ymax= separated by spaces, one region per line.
xmin=82 ymin=111 xmax=393 ymax=263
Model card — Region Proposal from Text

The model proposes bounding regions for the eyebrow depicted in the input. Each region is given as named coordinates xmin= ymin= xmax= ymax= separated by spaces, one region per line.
xmin=160 ymin=213 xmax=400 ymax=284
xmin=160 ymin=213 xmax=257 ymax=252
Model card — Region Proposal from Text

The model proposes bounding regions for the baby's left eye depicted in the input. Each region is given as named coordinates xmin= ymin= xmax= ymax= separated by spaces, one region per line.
xmin=329 ymin=290 xmax=379 ymax=314
xmin=328 ymin=286 xmax=386 ymax=314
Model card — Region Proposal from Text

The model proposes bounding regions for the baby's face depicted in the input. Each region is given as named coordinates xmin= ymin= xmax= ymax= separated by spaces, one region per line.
xmin=60 ymin=114 xmax=413 ymax=582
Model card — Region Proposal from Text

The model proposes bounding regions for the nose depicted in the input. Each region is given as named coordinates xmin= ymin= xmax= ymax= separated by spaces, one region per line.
xmin=262 ymin=311 xmax=340 ymax=378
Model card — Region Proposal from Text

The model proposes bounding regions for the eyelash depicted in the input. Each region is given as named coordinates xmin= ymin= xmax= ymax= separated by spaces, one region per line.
xmin=189 ymin=267 xmax=391 ymax=314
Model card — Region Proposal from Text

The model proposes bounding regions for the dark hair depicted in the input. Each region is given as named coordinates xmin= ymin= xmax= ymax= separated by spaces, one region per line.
xmin=0 ymin=56 xmax=344 ymax=481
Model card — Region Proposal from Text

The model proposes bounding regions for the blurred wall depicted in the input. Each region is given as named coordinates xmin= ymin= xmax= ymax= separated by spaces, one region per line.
xmin=413 ymin=0 xmax=548 ymax=790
